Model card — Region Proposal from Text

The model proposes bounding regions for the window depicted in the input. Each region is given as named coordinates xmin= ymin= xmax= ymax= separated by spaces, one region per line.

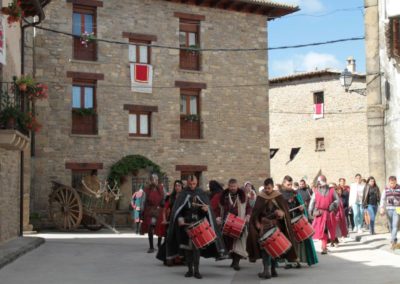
xmin=181 ymin=171 xmax=202 ymax=184
xmin=128 ymin=112 xmax=151 ymax=137
xmin=313 ymin=91 xmax=324 ymax=119
xmin=388 ymin=17 xmax=400 ymax=58
xmin=129 ymin=40 xmax=151 ymax=64
xmin=71 ymin=82 xmax=97 ymax=135
xmin=72 ymin=5 xmax=97 ymax=61
xmin=179 ymin=19 xmax=200 ymax=70
xmin=315 ymin=137 xmax=325 ymax=152
xmin=180 ymin=89 xmax=201 ymax=139
xmin=313 ymin=91 xmax=324 ymax=104
xmin=72 ymin=170 xmax=93 ymax=189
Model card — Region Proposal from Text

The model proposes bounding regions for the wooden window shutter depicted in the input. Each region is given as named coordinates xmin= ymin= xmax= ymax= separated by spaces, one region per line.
xmin=394 ymin=18 xmax=400 ymax=57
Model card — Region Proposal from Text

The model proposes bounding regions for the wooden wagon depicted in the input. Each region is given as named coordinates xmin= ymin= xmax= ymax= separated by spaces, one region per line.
xmin=48 ymin=181 xmax=119 ymax=233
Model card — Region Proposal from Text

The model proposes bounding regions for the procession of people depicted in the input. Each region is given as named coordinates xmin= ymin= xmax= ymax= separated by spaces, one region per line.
xmin=130 ymin=173 xmax=400 ymax=279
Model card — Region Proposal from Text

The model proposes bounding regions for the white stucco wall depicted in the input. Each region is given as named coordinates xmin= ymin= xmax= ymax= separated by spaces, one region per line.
xmin=379 ymin=0 xmax=400 ymax=179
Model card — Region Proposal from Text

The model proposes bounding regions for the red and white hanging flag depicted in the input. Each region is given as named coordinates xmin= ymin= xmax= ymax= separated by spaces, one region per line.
xmin=0 ymin=18 xmax=6 ymax=65
xmin=313 ymin=103 xmax=324 ymax=119
xmin=130 ymin=63 xmax=153 ymax=93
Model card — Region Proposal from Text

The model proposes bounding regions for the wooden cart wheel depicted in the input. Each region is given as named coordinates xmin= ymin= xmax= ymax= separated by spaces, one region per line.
xmin=49 ymin=186 xmax=83 ymax=231
xmin=82 ymin=215 xmax=104 ymax=231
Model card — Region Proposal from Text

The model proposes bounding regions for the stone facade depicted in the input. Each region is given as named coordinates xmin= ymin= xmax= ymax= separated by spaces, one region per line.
xmin=269 ymin=70 xmax=369 ymax=185
xmin=0 ymin=148 xmax=20 ymax=243
xmin=0 ymin=0 xmax=24 ymax=243
xmin=27 ymin=0 xmax=297 ymax=219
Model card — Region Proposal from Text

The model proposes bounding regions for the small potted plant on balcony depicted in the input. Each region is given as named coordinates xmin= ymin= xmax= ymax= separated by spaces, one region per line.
xmin=72 ymin=108 xmax=96 ymax=116
xmin=15 ymin=75 xmax=36 ymax=92
xmin=80 ymin=31 xmax=96 ymax=48
xmin=183 ymin=114 xmax=200 ymax=122
xmin=0 ymin=105 xmax=22 ymax=129
xmin=1 ymin=0 xmax=23 ymax=26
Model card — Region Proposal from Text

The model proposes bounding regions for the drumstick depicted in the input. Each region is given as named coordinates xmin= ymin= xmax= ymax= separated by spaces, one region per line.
xmin=289 ymin=205 xmax=305 ymax=212
xmin=192 ymin=202 xmax=206 ymax=207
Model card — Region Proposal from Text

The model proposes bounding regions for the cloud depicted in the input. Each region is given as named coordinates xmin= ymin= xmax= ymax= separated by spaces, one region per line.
xmin=286 ymin=0 xmax=325 ymax=13
xmin=271 ymin=52 xmax=341 ymax=77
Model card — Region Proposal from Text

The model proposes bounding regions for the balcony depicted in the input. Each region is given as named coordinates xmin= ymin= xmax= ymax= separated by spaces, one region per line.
xmin=0 ymin=80 xmax=30 ymax=150
xmin=0 ymin=79 xmax=31 ymax=135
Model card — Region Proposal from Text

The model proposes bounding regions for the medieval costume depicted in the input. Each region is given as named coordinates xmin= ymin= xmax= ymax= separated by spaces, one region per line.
xmin=141 ymin=181 xmax=164 ymax=253
xmin=156 ymin=180 xmax=185 ymax=265
xmin=247 ymin=189 xmax=298 ymax=279
xmin=218 ymin=188 xmax=251 ymax=270
xmin=209 ymin=180 xmax=224 ymax=217
xmin=131 ymin=189 xmax=145 ymax=234
xmin=166 ymin=186 xmax=225 ymax=279
xmin=280 ymin=187 xmax=318 ymax=267
xmin=331 ymin=187 xmax=348 ymax=246
xmin=309 ymin=184 xmax=339 ymax=254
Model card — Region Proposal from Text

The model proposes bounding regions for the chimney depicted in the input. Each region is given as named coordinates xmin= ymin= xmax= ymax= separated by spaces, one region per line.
xmin=346 ymin=57 xmax=356 ymax=73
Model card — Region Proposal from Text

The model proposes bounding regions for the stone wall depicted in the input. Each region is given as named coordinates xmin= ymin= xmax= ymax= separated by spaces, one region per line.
xmin=270 ymin=74 xmax=369 ymax=185
xmin=29 ymin=0 xmax=270 ymax=216
xmin=0 ymin=148 xmax=20 ymax=243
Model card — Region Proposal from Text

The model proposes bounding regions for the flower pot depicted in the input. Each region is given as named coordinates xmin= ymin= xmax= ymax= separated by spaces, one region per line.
xmin=6 ymin=117 xmax=16 ymax=129
xmin=18 ymin=83 xmax=27 ymax=92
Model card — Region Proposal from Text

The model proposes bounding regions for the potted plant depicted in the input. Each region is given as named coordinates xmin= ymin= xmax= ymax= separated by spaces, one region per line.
xmin=25 ymin=112 xmax=42 ymax=133
xmin=0 ymin=105 xmax=22 ymax=129
xmin=183 ymin=114 xmax=200 ymax=122
xmin=80 ymin=31 xmax=96 ymax=47
xmin=28 ymin=83 xmax=49 ymax=101
xmin=15 ymin=75 xmax=36 ymax=92
xmin=72 ymin=108 xmax=96 ymax=116
xmin=1 ymin=0 xmax=23 ymax=26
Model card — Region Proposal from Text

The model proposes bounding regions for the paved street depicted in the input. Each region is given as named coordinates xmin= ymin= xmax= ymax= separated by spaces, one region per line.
xmin=0 ymin=231 xmax=399 ymax=284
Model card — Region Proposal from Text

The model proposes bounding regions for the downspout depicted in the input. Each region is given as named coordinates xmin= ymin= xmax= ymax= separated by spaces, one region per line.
xmin=19 ymin=0 xmax=45 ymax=236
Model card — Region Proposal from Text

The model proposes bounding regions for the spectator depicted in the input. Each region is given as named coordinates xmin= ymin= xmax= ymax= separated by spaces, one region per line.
xmin=349 ymin=174 xmax=365 ymax=234
xmin=362 ymin=176 xmax=380 ymax=235
xmin=338 ymin=178 xmax=353 ymax=231
xmin=379 ymin=176 xmax=400 ymax=250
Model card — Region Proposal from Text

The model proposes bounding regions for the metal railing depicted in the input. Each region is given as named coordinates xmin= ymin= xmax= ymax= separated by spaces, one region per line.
xmin=0 ymin=77 xmax=30 ymax=135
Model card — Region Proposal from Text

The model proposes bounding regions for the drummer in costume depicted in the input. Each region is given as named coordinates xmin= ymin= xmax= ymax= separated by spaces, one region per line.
xmin=217 ymin=179 xmax=251 ymax=271
xmin=141 ymin=174 xmax=165 ymax=253
xmin=308 ymin=175 xmax=339 ymax=254
xmin=247 ymin=178 xmax=298 ymax=279
xmin=166 ymin=175 xmax=225 ymax=279
xmin=280 ymin=176 xmax=318 ymax=268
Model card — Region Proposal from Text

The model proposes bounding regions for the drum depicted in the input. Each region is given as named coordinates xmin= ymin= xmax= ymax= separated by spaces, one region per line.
xmin=291 ymin=215 xmax=314 ymax=242
xmin=259 ymin=227 xmax=292 ymax=258
xmin=186 ymin=219 xmax=217 ymax=249
xmin=222 ymin=213 xmax=246 ymax=239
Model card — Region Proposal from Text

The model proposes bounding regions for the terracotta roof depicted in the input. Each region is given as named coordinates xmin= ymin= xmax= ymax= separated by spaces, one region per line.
xmin=163 ymin=0 xmax=299 ymax=18
xmin=269 ymin=69 xmax=366 ymax=85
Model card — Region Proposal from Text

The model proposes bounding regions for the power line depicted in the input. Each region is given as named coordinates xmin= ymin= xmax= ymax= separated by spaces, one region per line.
xmin=34 ymin=25 xmax=364 ymax=52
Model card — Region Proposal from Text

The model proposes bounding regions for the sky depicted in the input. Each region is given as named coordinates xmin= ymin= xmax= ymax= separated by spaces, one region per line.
xmin=268 ymin=0 xmax=365 ymax=78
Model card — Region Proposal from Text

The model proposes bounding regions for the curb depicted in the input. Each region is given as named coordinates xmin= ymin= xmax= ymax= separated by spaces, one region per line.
xmin=0 ymin=237 xmax=45 ymax=270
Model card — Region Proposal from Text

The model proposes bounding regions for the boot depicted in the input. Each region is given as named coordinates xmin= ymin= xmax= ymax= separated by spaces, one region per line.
xmin=232 ymin=254 xmax=241 ymax=271
xmin=271 ymin=262 xmax=278 ymax=277
xmin=185 ymin=251 xmax=194 ymax=277
xmin=258 ymin=263 xmax=271 ymax=279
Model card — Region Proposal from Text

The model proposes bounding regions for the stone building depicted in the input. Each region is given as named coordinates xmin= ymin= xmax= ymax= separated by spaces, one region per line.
xmin=26 ymin=0 xmax=298 ymax=222
xmin=364 ymin=0 xmax=400 ymax=187
xmin=269 ymin=62 xmax=368 ymax=185
xmin=0 ymin=0 xmax=49 ymax=243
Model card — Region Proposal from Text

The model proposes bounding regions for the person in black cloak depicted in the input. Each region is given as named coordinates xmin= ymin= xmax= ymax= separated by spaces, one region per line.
xmin=166 ymin=175 xmax=226 ymax=279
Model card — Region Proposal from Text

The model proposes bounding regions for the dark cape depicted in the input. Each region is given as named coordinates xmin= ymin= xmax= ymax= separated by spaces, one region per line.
xmin=247 ymin=190 xmax=298 ymax=262
xmin=166 ymin=187 xmax=226 ymax=259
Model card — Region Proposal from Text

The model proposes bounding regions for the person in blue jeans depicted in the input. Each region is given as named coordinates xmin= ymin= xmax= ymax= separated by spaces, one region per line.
xmin=362 ymin=176 xmax=380 ymax=235
xmin=380 ymin=176 xmax=400 ymax=250
xmin=349 ymin=174 xmax=365 ymax=233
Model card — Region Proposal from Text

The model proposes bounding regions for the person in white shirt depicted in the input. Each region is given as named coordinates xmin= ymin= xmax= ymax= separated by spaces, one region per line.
xmin=349 ymin=174 xmax=365 ymax=233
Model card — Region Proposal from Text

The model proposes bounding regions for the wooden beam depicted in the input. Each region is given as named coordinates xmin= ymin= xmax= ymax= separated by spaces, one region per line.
xmin=175 ymin=81 xmax=207 ymax=89
xmin=123 ymin=104 xmax=159 ymax=113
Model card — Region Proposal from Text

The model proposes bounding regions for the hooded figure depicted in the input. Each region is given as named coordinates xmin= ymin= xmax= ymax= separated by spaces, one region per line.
xmin=166 ymin=175 xmax=225 ymax=279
